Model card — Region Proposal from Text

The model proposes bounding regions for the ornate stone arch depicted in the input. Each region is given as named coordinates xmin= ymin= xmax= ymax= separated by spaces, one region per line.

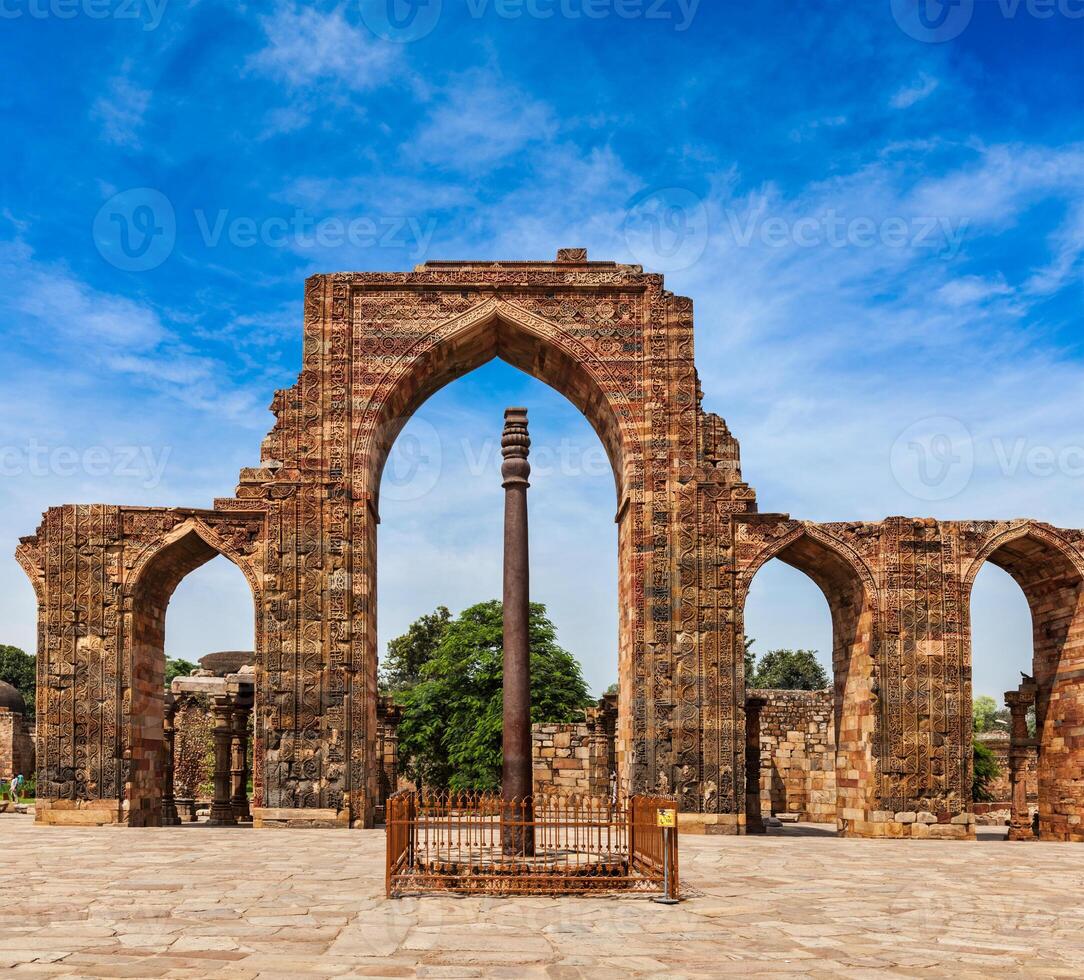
xmin=123 ymin=517 xmax=264 ymax=608
xmin=735 ymin=519 xmax=881 ymax=834
xmin=121 ymin=515 xmax=263 ymax=826
xmin=735 ymin=521 xmax=878 ymax=614
xmin=351 ymin=298 xmax=643 ymax=509
xmin=963 ymin=520 xmax=1084 ymax=593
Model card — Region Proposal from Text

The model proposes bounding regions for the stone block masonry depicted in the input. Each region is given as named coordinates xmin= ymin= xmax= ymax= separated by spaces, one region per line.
xmin=753 ymin=689 xmax=836 ymax=824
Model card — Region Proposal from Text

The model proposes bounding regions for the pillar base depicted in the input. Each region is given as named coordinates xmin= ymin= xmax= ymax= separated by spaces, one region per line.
xmin=208 ymin=803 xmax=238 ymax=827
xmin=251 ymin=807 xmax=347 ymax=829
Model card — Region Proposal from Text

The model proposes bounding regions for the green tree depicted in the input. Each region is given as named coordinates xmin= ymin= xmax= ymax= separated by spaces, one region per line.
xmin=750 ymin=648 xmax=828 ymax=690
xmin=396 ymin=600 xmax=593 ymax=791
xmin=973 ymin=739 xmax=1001 ymax=802
xmin=0 ymin=645 xmax=35 ymax=720
xmin=380 ymin=606 xmax=451 ymax=694
xmin=743 ymin=636 xmax=756 ymax=684
xmin=164 ymin=658 xmax=198 ymax=692
xmin=972 ymin=695 xmax=1000 ymax=733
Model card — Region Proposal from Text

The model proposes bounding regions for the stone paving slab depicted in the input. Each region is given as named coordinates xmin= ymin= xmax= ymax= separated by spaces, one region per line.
xmin=2 ymin=815 xmax=1083 ymax=977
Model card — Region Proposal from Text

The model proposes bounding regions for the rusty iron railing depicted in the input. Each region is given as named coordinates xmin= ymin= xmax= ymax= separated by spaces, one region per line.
xmin=385 ymin=790 xmax=679 ymax=899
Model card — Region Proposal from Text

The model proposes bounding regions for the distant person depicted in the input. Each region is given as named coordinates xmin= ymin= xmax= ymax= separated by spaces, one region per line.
xmin=9 ymin=774 xmax=23 ymax=803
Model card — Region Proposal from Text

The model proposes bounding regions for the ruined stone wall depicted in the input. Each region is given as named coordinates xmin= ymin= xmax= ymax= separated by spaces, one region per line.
xmin=532 ymin=697 xmax=619 ymax=797
xmin=15 ymin=255 xmax=1084 ymax=839
xmin=0 ymin=710 xmax=35 ymax=781
xmin=752 ymin=689 xmax=835 ymax=823
xmin=976 ymin=732 xmax=1037 ymax=803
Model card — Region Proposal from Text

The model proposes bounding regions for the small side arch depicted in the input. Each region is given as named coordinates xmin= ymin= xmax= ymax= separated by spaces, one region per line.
xmin=964 ymin=520 xmax=1084 ymax=840
xmin=738 ymin=523 xmax=879 ymax=836
xmin=122 ymin=517 xmax=261 ymax=826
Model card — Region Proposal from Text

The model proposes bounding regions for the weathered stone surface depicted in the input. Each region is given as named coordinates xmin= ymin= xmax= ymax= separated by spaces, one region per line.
xmin=1 ymin=818 xmax=1083 ymax=976
xmin=13 ymin=253 xmax=1084 ymax=839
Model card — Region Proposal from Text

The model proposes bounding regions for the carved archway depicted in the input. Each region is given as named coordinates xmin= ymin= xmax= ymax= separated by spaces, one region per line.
xmin=354 ymin=300 xmax=643 ymax=802
xmin=122 ymin=520 xmax=260 ymax=826
xmin=964 ymin=522 xmax=1084 ymax=840
xmin=737 ymin=523 xmax=879 ymax=835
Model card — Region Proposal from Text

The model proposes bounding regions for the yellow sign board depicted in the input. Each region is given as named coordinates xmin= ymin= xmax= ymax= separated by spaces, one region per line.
xmin=656 ymin=808 xmax=677 ymax=828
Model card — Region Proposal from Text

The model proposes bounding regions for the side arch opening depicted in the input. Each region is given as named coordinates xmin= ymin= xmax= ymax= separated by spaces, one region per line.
xmin=125 ymin=525 xmax=258 ymax=826
xmin=967 ymin=528 xmax=1084 ymax=841
xmin=740 ymin=530 xmax=876 ymax=837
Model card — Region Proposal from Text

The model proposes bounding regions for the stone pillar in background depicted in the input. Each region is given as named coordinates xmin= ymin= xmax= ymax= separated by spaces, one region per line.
xmin=161 ymin=694 xmax=181 ymax=827
xmin=209 ymin=696 xmax=238 ymax=827
xmin=1006 ymin=685 xmax=1037 ymax=841
xmin=231 ymin=705 xmax=251 ymax=823
xmin=745 ymin=695 xmax=767 ymax=834
xmin=501 ymin=407 xmax=535 ymax=857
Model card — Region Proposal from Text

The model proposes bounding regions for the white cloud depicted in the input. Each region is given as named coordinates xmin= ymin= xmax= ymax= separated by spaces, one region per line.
xmin=890 ymin=72 xmax=939 ymax=110
xmin=92 ymin=68 xmax=151 ymax=147
xmin=406 ymin=69 xmax=558 ymax=173
xmin=248 ymin=3 xmax=400 ymax=92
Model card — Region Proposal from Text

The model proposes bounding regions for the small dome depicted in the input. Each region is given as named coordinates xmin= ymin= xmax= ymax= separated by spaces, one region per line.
xmin=0 ymin=680 xmax=26 ymax=714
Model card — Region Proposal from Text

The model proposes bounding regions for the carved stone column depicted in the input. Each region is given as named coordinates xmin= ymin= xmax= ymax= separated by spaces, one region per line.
xmin=230 ymin=705 xmax=251 ymax=823
xmin=501 ymin=407 xmax=534 ymax=857
xmin=161 ymin=693 xmax=181 ymax=827
xmin=208 ymin=695 xmax=238 ymax=827
xmin=744 ymin=695 xmax=767 ymax=834
xmin=1005 ymin=686 xmax=1037 ymax=841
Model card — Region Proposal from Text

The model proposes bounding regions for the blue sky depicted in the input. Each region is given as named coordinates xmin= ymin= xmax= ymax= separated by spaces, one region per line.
xmin=1 ymin=0 xmax=1082 ymax=700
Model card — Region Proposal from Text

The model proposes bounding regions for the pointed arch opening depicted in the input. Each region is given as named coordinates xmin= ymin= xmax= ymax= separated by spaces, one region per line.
xmin=739 ymin=529 xmax=877 ymax=837
xmin=359 ymin=302 xmax=634 ymax=508
xmin=966 ymin=526 xmax=1084 ymax=841
xmin=363 ymin=305 xmax=634 ymax=815
xmin=125 ymin=523 xmax=259 ymax=826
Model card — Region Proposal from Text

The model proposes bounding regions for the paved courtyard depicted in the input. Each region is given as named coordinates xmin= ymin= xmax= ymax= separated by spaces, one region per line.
xmin=2 ymin=815 xmax=1082 ymax=978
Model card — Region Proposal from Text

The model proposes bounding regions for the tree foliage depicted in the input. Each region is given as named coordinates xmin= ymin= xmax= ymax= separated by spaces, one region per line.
xmin=748 ymin=648 xmax=828 ymax=691
xmin=0 ymin=645 xmax=35 ymax=719
xmin=972 ymin=695 xmax=1000 ymax=733
xmin=973 ymin=739 xmax=1001 ymax=802
xmin=164 ymin=658 xmax=199 ymax=693
xmin=380 ymin=606 xmax=451 ymax=694
xmin=395 ymin=601 xmax=593 ymax=791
